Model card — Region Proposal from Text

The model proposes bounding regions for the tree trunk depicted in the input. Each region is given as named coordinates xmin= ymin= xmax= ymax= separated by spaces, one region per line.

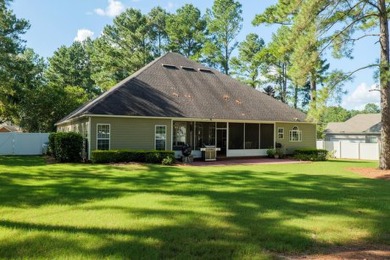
xmin=378 ymin=0 xmax=390 ymax=169
xmin=294 ymin=85 xmax=298 ymax=109
xmin=282 ymin=63 xmax=287 ymax=103
xmin=310 ymin=70 xmax=317 ymax=109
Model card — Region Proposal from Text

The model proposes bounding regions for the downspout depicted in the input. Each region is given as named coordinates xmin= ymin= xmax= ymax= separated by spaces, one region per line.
xmin=88 ymin=117 xmax=92 ymax=160
xmin=170 ymin=119 xmax=173 ymax=151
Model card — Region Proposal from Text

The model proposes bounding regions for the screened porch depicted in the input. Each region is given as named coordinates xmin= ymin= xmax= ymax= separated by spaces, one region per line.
xmin=172 ymin=121 xmax=275 ymax=158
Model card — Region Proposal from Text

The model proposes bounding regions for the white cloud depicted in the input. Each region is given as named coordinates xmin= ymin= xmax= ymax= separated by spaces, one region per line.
xmin=342 ymin=83 xmax=380 ymax=110
xmin=94 ymin=8 xmax=106 ymax=16
xmin=94 ymin=0 xmax=125 ymax=17
xmin=166 ymin=2 xmax=175 ymax=10
xmin=74 ymin=29 xmax=94 ymax=42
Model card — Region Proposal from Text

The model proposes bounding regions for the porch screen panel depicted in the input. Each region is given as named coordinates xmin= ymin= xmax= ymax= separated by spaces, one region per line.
xmin=245 ymin=123 xmax=259 ymax=149
xmin=195 ymin=122 xmax=215 ymax=149
xmin=260 ymin=124 xmax=274 ymax=149
xmin=173 ymin=121 xmax=194 ymax=150
xmin=229 ymin=123 xmax=244 ymax=149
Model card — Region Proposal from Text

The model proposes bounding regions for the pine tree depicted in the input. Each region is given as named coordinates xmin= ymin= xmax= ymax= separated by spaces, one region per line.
xmin=148 ymin=7 xmax=169 ymax=57
xmin=255 ymin=0 xmax=390 ymax=169
xmin=204 ymin=0 xmax=243 ymax=74
xmin=91 ymin=8 xmax=154 ymax=90
xmin=165 ymin=4 xmax=207 ymax=60
xmin=0 ymin=0 xmax=30 ymax=121
xmin=230 ymin=33 xmax=265 ymax=88
xmin=45 ymin=40 xmax=98 ymax=98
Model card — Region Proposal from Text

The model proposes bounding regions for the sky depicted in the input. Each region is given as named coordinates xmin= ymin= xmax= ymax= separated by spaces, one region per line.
xmin=11 ymin=0 xmax=380 ymax=110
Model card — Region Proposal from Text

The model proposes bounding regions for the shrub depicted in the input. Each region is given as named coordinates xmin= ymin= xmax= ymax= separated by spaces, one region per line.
xmin=145 ymin=151 xmax=162 ymax=163
xmin=91 ymin=150 xmax=175 ymax=164
xmin=294 ymin=148 xmax=328 ymax=161
xmin=266 ymin=149 xmax=276 ymax=158
xmin=48 ymin=133 xmax=56 ymax=157
xmin=162 ymin=156 xmax=174 ymax=165
xmin=49 ymin=132 xmax=83 ymax=162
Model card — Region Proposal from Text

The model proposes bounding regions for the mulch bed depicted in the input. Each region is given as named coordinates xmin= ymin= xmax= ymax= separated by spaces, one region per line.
xmin=348 ymin=167 xmax=390 ymax=180
xmin=286 ymin=246 xmax=390 ymax=259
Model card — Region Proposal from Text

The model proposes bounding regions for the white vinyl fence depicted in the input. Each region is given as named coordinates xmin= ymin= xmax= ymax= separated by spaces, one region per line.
xmin=317 ymin=140 xmax=379 ymax=160
xmin=0 ymin=133 xmax=49 ymax=155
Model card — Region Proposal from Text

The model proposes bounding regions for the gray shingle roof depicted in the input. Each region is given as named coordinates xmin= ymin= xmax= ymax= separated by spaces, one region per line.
xmin=57 ymin=52 xmax=307 ymax=124
xmin=325 ymin=113 xmax=381 ymax=134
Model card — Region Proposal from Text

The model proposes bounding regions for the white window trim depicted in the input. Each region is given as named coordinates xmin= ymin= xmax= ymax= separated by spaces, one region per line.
xmin=96 ymin=123 xmax=111 ymax=150
xmin=155 ymin=125 xmax=167 ymax=150
xmin=289 ymin=126 xmax=302 ymax=142
xmin=277 ymin=127 xmax=284 ymax=139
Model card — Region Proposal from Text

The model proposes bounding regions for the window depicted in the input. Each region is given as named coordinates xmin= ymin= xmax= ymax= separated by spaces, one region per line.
xmin=366 ymin=135 xmax=378 ymax=143
xmin=97 ymin=124 xmax=110 ymax=150
xmin=155 ymin=125 xmax=167 ymax=150
xmin=229 ymin=123 xmax=244 ymax=149
xmin=278 ymin=127 xmax=284 ymax=139
xmin=245 ymin=124 xmax=259 ymax=149
xmin=289 ymin=126 xmax=302 ymax=142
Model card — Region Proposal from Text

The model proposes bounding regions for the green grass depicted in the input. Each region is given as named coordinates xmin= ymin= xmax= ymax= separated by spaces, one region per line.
xmin=0 ymin=156 xmax=389 ymax=259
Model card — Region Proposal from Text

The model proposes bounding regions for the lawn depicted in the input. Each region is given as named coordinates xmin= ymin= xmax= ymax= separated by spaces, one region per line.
xmin=0 ymin=156 xmax=389 ymax=259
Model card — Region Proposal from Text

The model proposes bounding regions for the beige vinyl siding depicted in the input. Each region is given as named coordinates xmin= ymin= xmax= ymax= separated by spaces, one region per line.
xmin=90 ymin=117 xmax=171 ymax=151
xmin=275 ymin=123 xmax=316 ymax=154
xmin=57 ymin=118 xmax=89 ymax=138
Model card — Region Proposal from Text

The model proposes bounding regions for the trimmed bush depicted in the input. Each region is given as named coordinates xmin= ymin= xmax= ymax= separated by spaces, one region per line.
xmin=294 ymin=148 xmax=328 ymax=161
xmin=49 ymin=132 xmax=83 ymax=162
xmin=91 ymin=150 xmax=175 ymax=164
xmin=48 ymin=133 xmax=56 ymax=157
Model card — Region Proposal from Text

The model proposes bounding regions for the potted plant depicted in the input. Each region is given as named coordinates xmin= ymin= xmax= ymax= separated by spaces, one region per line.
xmin=275 ymin=147 xmax=284 ymax=159
xmin=274 ymin=142 xmax=284 ymax=159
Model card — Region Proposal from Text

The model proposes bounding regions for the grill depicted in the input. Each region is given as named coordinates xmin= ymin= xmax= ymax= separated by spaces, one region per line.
xmin=200 ymin=145 xmax=221 ymax=161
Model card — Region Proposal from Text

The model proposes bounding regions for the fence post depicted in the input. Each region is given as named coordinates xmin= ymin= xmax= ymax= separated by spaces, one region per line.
xmin=358 ymin=142 xmax=361 ymax=160
xmin=12 ymin=132 xmax=15 ymax=155
xmin=339 ymin=141 xmax=342 ymax=159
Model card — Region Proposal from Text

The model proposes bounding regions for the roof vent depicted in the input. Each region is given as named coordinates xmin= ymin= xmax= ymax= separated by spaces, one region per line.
xmin=198 ymin=68 xmax=214 ymax=73
xmin=181 ymin=66 xmax=196 ymax=71
xmin=162 ymin=64 xmax=178 ymax=69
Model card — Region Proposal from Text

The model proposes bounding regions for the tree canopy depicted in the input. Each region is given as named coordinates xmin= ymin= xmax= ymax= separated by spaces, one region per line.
xmin=165 ymin=4 xmax=207 ymax=60
xmin=0 ymin=0 xmax=30 ymax=122
xmin=204 ymin=0 xmax=243 ymax=74
xmin=255 ymin=0 xmax=389 ymax=169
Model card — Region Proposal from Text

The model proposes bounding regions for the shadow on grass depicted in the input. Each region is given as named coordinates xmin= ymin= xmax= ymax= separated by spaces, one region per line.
xmin=0 ymin=158 xmax=389 ymax=258
xmin=0 ymin=156 xmax=45 ymax=167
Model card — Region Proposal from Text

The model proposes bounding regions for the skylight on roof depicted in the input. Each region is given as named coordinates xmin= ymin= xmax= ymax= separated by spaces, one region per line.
xmin=198 ymin=68 xmax=214 ymax=73
xmin=162 ymin=64 xmax=178 ymax=69
xmin=181 ymin=66 xmax=196 ymax=71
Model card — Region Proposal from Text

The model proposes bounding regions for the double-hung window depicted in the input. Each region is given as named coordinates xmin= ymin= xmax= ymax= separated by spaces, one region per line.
xmin=289 ymin=126 xmax=302 ymax=142
xmin=277 ymin=127 xmax=284 ymax=139
xmin=97 ymin=124 xmax=110 ymax=150
xmin=155 ymin=125 xmax=167 ymax=150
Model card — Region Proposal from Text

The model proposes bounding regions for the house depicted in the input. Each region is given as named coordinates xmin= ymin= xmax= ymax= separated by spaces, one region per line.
xmin=324 ymin=113 xmax=381 ymax=143
xmin=56 ymin=52 xmax=316 ymax=159
xmin=0 ymin=123 xmax=21 ymax=133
